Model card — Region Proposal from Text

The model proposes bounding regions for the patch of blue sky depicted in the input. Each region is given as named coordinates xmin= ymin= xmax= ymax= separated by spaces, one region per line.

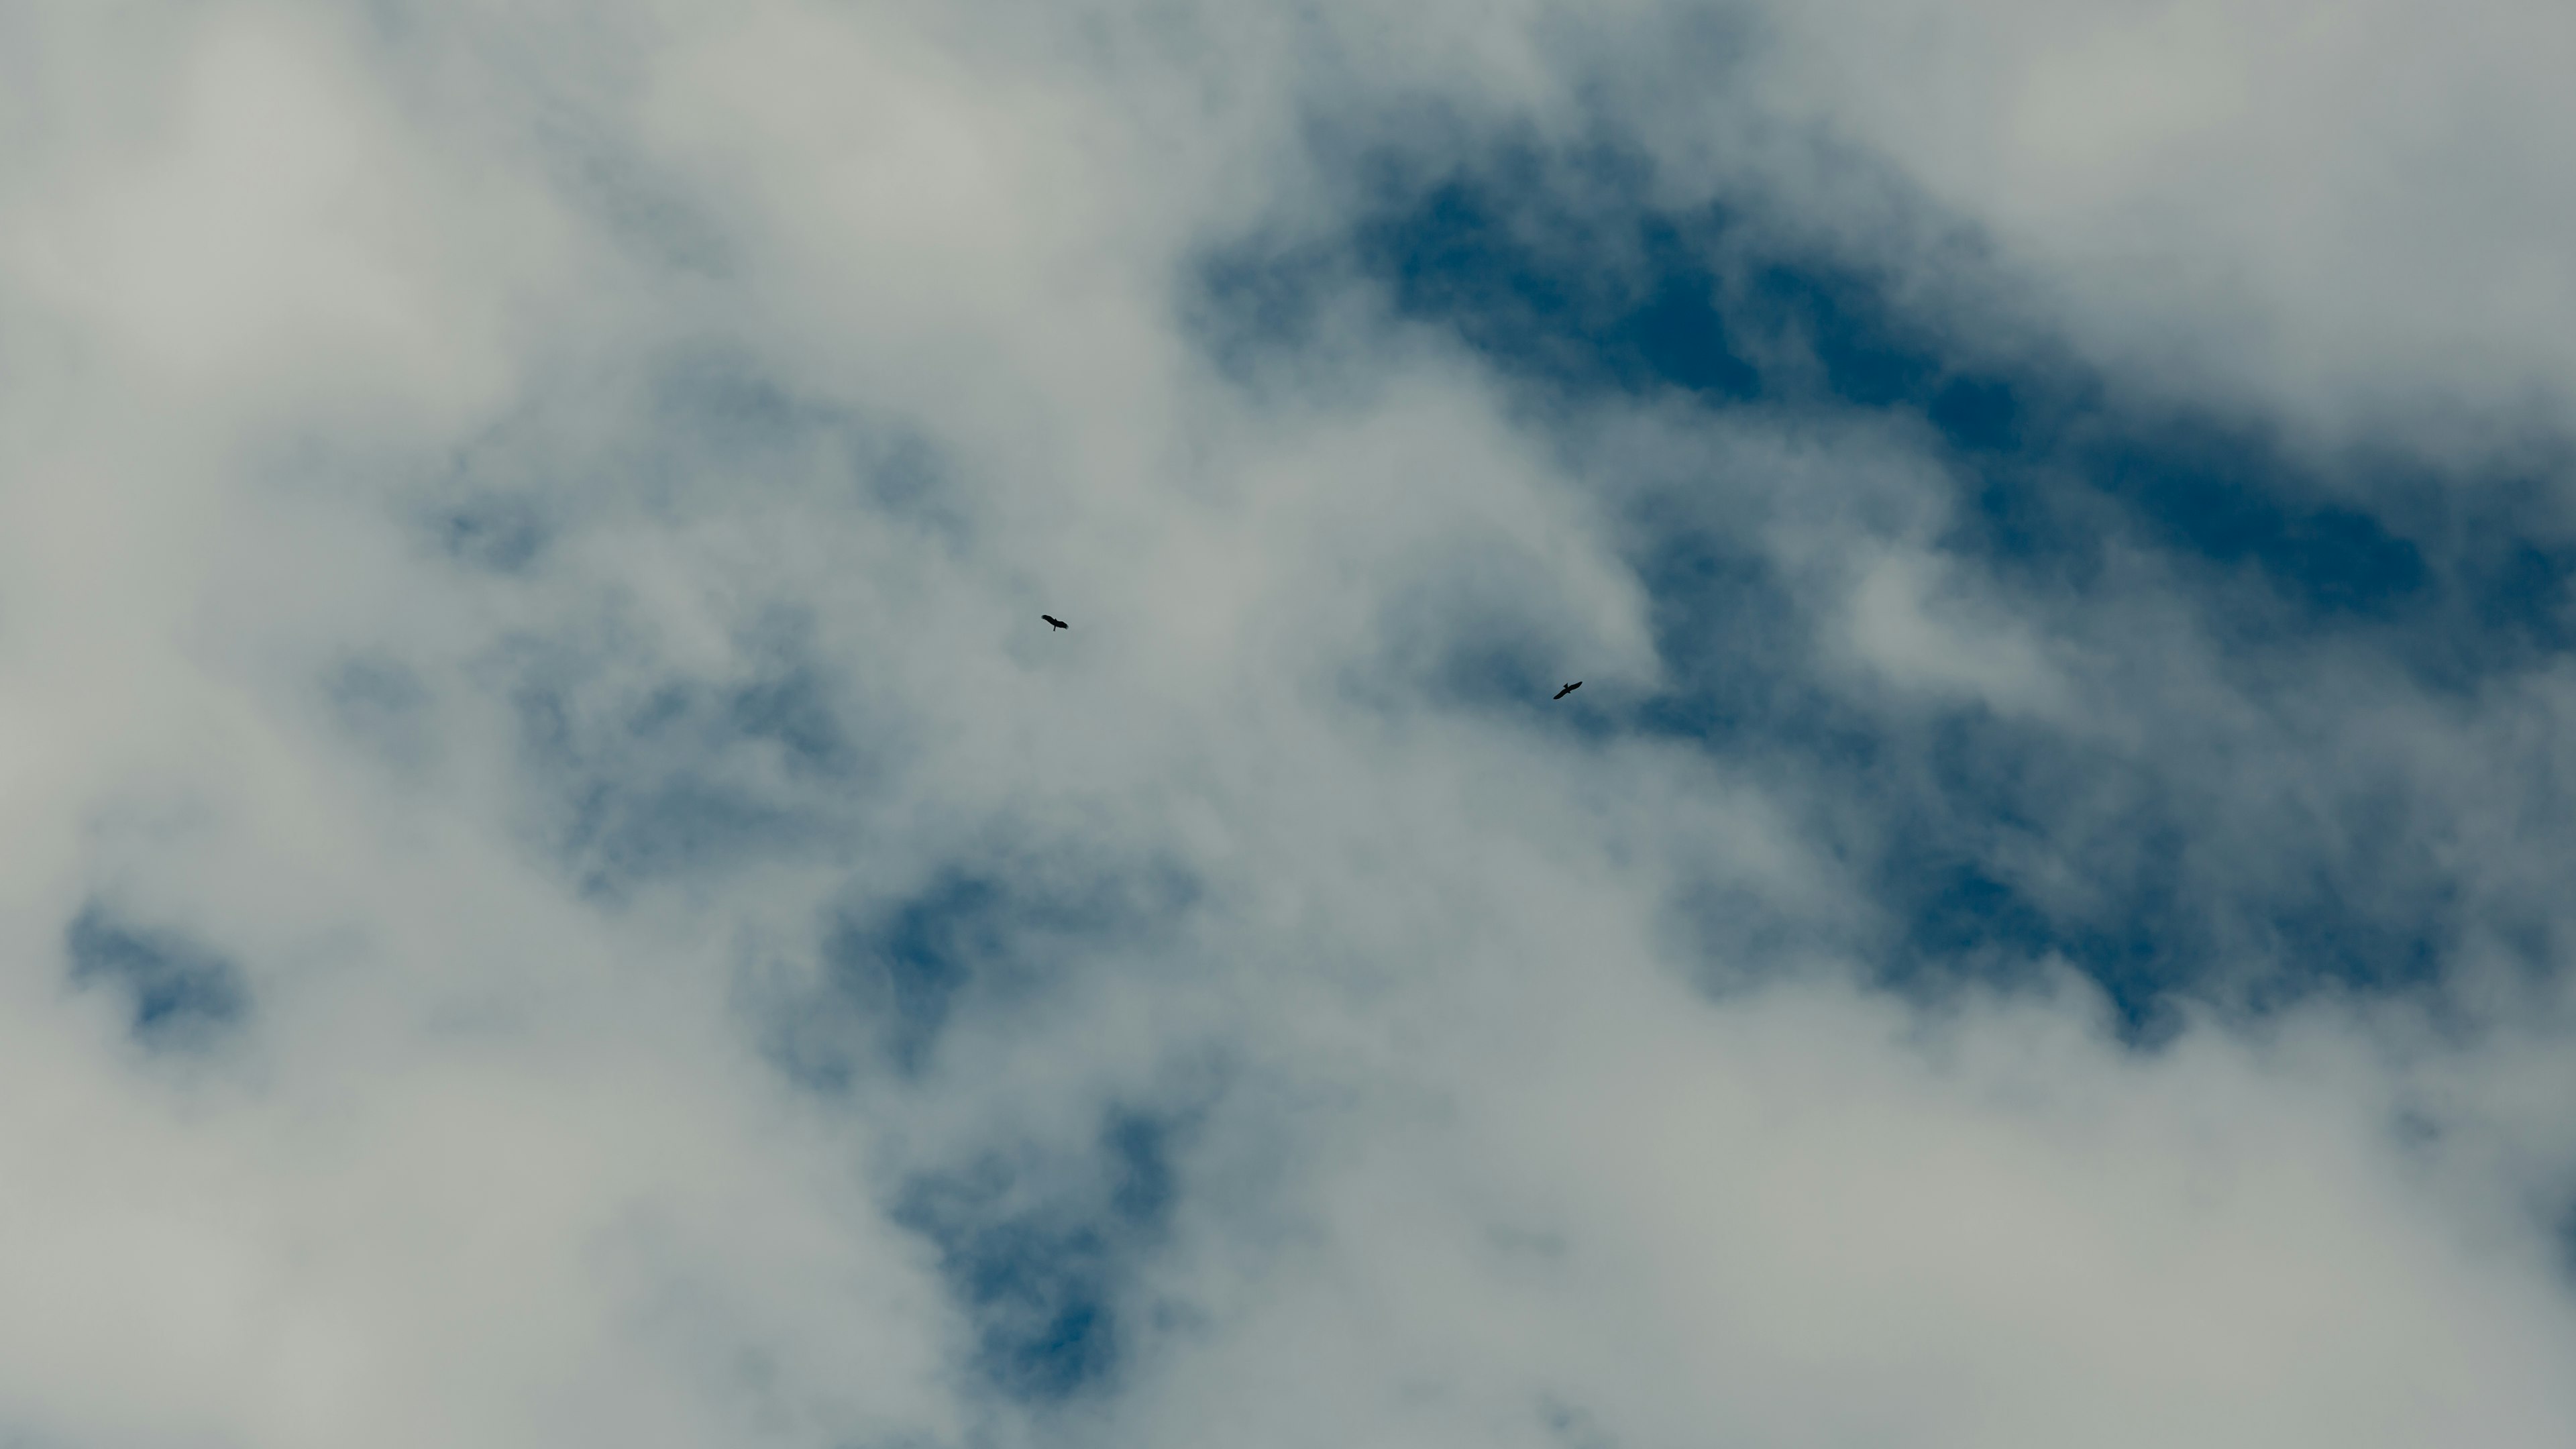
xmin=64 ymin=902 xmax=248 ymax=1048
xmin=893 ymin=1110 xmax=1185 ymax=1405
xmin=760 ymin=890 xmax=1212 ymax=1409
xmin=1623 ymin=526 xmax=1856 ymax=754
xmin=780 ymin=856 xmax=1203 ymax=1088
xmin=1857 ymin=702 xmax=2461 ymax=1034
xmin=774 ymin=875 xmax=1209 ymax=1399
xmin=726 ymin=666 xmax=853 ymax=780
xmin=1195 ymin=132 xmax=2573 ymax=1026
xmin=1210 ymin=138 xmax=2571 ymax=652
xmin=820 ymin=873 xmax=1002 ymax=1079
xmin=503 ymin=622 xmax=878 ymax=902
xmin=1356 ymin=168 xmax=1760 ymax=406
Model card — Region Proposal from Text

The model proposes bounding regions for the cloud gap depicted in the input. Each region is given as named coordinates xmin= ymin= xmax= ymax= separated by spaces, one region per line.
xmin=892 ymin=1106 xmax=1192 ymax=1407
xmin=63 ymin=902 xmax=248 ymax=1049
xmin=773 ymin=851 xmax=1203 ymax=1090
xmin=1189 ymin=123 xmax=2576 ymax=1032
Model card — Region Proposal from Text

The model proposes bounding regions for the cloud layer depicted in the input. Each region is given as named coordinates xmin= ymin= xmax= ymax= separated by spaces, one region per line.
xmin=6 ymin=3 xmax=2576 ymax=1446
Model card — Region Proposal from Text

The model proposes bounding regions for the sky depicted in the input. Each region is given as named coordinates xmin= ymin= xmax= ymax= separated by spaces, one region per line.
xmin=5 ymin=2 xmax=2576 ymax=1446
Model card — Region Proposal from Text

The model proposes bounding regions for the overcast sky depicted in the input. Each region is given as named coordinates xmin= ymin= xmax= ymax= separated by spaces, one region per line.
xmin=7 ymin=3 xmax=2576 ymax=1446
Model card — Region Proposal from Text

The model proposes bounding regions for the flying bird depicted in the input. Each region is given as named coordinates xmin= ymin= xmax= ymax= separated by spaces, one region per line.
xmin=1553 ymin=681 xmax=1581 ymax=700
xmin=1042 ymin=614 xmax=1069 ymax=631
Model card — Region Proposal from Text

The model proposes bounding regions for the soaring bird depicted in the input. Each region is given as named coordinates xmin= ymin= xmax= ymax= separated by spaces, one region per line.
xmin=1553 ymin=681 xmax=1582 ymax=700
xmin=1042 ymin=614 xmax=1069 ymax=631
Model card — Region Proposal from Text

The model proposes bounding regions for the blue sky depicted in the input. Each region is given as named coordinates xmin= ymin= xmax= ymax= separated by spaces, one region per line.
xmin=1204 ymin=131 xmax=2566 ymax=1036
xmin=7 ymin=4 xmax=2576 ymax=1446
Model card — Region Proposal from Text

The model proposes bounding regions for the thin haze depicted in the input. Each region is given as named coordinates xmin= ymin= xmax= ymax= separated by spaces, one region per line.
xmin=5 ymin=3 xmax=2576 ymax=1447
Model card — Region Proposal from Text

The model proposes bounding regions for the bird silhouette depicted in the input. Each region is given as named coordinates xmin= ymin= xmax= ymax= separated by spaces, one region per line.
xmin=1042 ymin=614 xmax=1069 ymax=631
xmin=1553 ymin=681 xmax=1581 ymax=700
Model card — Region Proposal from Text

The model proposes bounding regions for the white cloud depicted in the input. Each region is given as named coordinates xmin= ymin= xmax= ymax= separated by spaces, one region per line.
xmin=1129 ymin=981 xmax=2576 ymax=1448
xmin=1843 ymin=545 xmax=2078 ymax=718
xmin=1727 ymin=0 xmax=2576 ymax=461
xmin=4 ymin=3 xmax=2575 ymax=1448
